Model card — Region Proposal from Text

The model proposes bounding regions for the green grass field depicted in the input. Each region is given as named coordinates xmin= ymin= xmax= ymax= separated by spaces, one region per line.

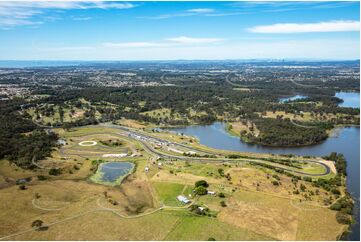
xmin=153 ymin=182 xmax=192 ymax=207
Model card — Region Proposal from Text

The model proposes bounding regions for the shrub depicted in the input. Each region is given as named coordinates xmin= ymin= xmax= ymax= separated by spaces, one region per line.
xmin=37 ymin=175 xmax=48 ymax=180
xmin=303 ymin=176 xmax=312 ymax=182
xmin=336 ymin=211 xmax=352 ymax=224
xmin=272 ymin=180 xmax=279 ymax=186
xmin=272 ymin=174 xmax=280 ymax=181
xmin=218 ymin=192 xmax=225 ymax=198
xmin=19 ymin=184 xmax=27 ymax=190
xmin=220 ymin=201 xmax=227 ymax=207
xmin=331 ymin=188 xmax=341 ymax=195
xmin=49 ymin=168 xmax=61 ymax=176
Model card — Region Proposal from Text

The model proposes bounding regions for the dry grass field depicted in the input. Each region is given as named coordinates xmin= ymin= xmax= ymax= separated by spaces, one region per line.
xmin=0 ymin=124 xmax=348 ymax=240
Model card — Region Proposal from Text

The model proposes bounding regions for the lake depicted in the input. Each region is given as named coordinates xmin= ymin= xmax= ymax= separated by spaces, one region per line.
xmin=279 ymin=95 xmax=308 ymax=103
xmin=170 ymin=122 xmax=360 ymax=240
xmin=91 ymin=161 xmax=134 ymax=185
xmin=335 ymin=92 xmax=360 ymax=108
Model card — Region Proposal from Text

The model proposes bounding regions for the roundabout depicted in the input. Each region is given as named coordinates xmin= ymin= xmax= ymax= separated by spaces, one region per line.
xmin=78 ymin=140 xmax=97 ymax=146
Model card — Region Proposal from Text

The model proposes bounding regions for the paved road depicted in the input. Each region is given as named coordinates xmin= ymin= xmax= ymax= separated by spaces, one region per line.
xmin=37 ymin=122 xmax=331 ymax=177
xmin=99 ymin=123 xmax=331 ymax=176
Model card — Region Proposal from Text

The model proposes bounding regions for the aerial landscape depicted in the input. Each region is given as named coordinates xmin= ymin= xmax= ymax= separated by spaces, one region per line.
xmin=0 ymin=1 xmax=360 ymax=241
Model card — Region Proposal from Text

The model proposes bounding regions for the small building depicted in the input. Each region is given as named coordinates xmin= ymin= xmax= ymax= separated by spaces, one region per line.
xmin=185 ymin=151 xmax=196 ymax=155
xmin=207 ymin=191 xmax=216 ymax=195
xmin=145 ymin=167 xmax=149 ymax=172
xmin=57 ymin=139 xmax=67 ymax=146
xmin=102 ymin=153 xmax=127 ymax=158
xmin=177 ymin=195 xmax=191 ymax=204
xmin=198 ymin=206 xmax=205 ymax=212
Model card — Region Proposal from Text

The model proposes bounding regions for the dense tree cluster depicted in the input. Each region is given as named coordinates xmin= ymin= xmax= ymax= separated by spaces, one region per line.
xmin=244 ymin=118 xmax=329 ymax=146
xmin=0 ymin=100 xmax=58 ymax=168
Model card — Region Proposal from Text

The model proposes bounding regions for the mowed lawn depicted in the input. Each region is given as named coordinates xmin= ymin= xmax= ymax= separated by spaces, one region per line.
xmin=152 ymin=182 xmax=192 ymax=207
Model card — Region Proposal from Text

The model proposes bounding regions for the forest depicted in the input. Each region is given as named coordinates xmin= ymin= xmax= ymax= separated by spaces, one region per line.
xmin=0 ymin=61 xmax=359 ymax=148
xmin=0 ymin=99 xmax=59 ymax=168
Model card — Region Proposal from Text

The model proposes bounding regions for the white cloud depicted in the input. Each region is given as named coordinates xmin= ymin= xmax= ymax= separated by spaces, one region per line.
xmin=72 ymin=16 xmax=93 ymax=21
xmin=0 ymin=2 xmax=136 ymax=10
xmin=0 ymin=1 xmax=136 ymax=29
xmin=248 ymin=20 xmax=360 ymax=33
xmin=141 ymin=8 xmax=215 ymax=19
xmin=165 ymin=36 xmax=224 ymax=44
xmin=187 ymin=8 xmax=214 ymax=13
xmin=102 ymin=42 xmax=163 ymax=48
xmin=14 ymin=39 xmax=358 ymax=60
xmin=204 ymin=12 xmax=248 ymax=17
xmin=101 ymin=36 xmax=224 ymax=49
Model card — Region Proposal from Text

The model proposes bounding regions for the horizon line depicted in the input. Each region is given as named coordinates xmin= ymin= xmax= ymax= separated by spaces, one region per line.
xmin=0 ymin=58 xmax=360 ymax=62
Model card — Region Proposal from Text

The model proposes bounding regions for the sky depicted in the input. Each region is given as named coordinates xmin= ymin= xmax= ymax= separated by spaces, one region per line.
xmin=0 ymin=1 xmax=359 ymax=60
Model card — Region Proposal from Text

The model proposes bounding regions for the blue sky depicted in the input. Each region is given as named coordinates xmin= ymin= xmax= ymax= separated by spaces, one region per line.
xmin=0 ymin=1 xmax=359 ymax=60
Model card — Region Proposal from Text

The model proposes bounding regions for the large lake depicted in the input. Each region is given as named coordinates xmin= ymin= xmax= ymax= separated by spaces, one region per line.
xmin=336 ymin=92 xmax=360 ymax=108
xmin=170 ymin=122 xmax=360 ymax=240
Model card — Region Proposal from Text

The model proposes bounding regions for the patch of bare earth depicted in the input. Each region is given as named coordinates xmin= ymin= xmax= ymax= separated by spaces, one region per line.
xmin=117 ymin=174 xmax=157 ymax=215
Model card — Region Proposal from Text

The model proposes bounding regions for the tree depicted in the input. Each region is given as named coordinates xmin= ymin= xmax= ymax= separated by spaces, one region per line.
xmin=218 ymin=192 xmax=225 ymax=198
xmin=300 ymin=184 xmax=306 ymax=192
xmin=31 ymin=220 xmax=43 ymax=229
xmin=195 ymin=186 xmax=207 ymax=195
xmin=195 ymin=180 xmax=209 ymax=188
xmin=220 ymin=201 xmax=227 ymax=207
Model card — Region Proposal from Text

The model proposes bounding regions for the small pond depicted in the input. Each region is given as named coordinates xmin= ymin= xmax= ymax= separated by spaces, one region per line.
xmin=335 ymin=92 xmax=360 ymax=108
xmin=91 ymin=161 xmax=134 ymax=185
xmin=279 ymin=95 xmax=308 ymax=103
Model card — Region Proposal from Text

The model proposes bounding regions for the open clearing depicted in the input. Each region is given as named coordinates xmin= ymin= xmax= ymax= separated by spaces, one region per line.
xmin=0 ymin=124 xmax=347 ymax=240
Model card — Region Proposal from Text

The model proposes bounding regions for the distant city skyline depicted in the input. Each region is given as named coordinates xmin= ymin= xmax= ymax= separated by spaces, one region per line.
xmin=0 ymin=1 xmax=359 ymax=60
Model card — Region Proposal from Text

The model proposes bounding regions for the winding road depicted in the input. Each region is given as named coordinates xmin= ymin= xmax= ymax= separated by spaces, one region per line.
xmin=98 ymin=123 xmax=332 ymax=176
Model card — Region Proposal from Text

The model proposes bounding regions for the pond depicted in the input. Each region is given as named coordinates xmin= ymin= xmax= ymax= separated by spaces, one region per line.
xmin=279 ymin=95 xmax=308 ymax=103
xmin=169 ymin=122 xmax=360 ymax=240
xmin=90 ymin=161 xmax=134 ymax=186
xmin=335 ymin=92 xmax=360 ymax=108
